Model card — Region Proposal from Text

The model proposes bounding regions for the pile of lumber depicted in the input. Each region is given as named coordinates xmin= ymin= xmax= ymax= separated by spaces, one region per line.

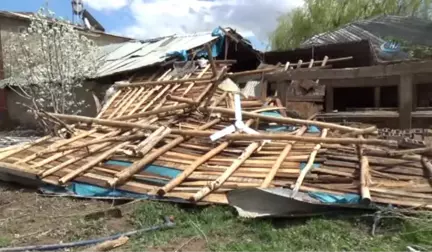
xmin=0 ymin=55 xmax=431 ymax=210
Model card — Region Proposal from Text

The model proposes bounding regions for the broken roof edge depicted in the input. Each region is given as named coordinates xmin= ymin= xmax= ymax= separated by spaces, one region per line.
xmin=94 ymin=27 xmax=259 ymax=79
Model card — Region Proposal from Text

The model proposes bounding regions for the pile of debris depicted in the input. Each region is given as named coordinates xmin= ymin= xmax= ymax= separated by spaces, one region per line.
xmin=0 ymin=56 xmax=431 ymax=212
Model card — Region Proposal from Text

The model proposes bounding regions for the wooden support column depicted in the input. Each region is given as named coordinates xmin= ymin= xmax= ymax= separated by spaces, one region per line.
xmin=325 ymin=84 xmax=334 ymax=112
xmin=374 ymin=87 xmax=381 ymax=108
xmin=399 ymin=74 xmax=413 ymax=129
xmin=260 ymin=79 xmax=268 ymax=102
xmin=276 ymin=81 xmax=287 ymax=106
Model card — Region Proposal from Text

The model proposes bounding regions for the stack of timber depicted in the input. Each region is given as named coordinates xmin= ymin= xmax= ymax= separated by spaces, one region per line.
xmin=0 ymin=58 xmax=431 ymax=210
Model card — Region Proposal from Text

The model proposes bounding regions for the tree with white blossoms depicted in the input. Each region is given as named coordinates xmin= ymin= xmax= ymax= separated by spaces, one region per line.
xmin=4 ymin=8 xmax=99 ymax=115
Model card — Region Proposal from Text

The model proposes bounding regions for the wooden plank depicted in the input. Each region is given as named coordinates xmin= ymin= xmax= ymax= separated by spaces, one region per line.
xmin=266 ymin=60 xmax=432 ymax=81
xmin=399 ymin=74 xmax=413 ymax=129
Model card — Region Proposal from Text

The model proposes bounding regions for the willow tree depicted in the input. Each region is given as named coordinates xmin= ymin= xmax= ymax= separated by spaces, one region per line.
xmin=270 ymin=0 xmax=430 ymax=50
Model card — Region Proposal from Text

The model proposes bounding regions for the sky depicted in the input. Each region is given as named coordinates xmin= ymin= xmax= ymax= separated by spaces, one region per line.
xmin=0 ymin=0 xmax=304 ymax=51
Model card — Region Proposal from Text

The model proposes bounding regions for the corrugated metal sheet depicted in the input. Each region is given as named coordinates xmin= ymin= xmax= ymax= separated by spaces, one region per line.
xmin=96 ymin=31 xmax=220 ymax=77
xmin=302 ymin=15 xmax=432 ymax=49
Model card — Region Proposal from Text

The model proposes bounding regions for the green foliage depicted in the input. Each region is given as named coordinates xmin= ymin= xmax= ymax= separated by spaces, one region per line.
xmin=130 ymin=201 xmax=432 ymax=252
xmin=0 ymin=237 xmax=11 ymax=248
xmin=271 ymin=0 xmax=431 ymax=50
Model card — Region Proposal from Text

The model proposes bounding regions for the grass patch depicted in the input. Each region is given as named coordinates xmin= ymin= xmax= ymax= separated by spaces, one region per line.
xmin=0 ymin=236 xmax=11 ymax=248
xmin=129 ymin=201 xmax=432 ymax=251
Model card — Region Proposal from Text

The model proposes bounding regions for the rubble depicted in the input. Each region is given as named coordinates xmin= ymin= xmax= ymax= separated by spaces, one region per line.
xmin=0 ymin=54 xmax=432 ymax=214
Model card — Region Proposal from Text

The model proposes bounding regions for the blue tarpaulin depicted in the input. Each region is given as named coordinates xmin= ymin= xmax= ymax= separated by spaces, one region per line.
xmin=260 ymin=111 xmax=320 ymax=133
xmin=39 ymin=109 xmax=360 ymax=205
xmin=298 ymin=161 xmax=361 ymax=204
xmin=166 ymin=27 xmax=225 ymax=61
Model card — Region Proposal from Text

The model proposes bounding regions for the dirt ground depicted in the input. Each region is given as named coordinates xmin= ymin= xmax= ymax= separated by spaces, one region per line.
xmin=0 ymin=181 xmax=135 ymax=249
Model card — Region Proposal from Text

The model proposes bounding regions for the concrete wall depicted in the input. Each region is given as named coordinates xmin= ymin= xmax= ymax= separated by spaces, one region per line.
xmin=5 ymin=81 xmax=111 ymax=128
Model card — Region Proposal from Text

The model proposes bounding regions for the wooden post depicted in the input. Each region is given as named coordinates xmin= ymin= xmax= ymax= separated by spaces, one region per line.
xmin=325 ymin=84 xmax=334 ymax=112
xmin=291 ymin=129 xmax=328 ymax=197
xmin=374 ymin=87 xmax=381 ymax=108
xmin=260 ymin=79 xmax=268 ymax=102
xmin=276 ymin=81 xmax=287 ymax=106
xmin=399 ymin=74 xmax=413 ymax=129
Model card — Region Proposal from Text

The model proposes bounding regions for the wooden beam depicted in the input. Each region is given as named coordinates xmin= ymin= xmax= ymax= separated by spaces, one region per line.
xmin=399 ymin=74 xmax=413 ymax=129
xmin=266 ymin=60 xmax=432 ymax=81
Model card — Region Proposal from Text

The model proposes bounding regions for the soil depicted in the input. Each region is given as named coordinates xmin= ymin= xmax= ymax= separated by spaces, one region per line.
xmin=148 ymin=237 xmax=208 ymax=252
xmin=0 ymin=181 xmax=134 ymax=248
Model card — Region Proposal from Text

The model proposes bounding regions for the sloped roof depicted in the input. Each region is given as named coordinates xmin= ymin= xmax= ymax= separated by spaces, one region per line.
xmin=96 ymin=28 xmax=245 ymax=78
xmin=302 ymin=15 xmax=432 ymax=48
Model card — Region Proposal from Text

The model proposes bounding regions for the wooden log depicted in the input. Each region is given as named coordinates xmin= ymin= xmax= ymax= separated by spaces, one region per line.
xmin=135 ymin=126 xmax=171 ymax=156
xmin=206 ymin=43 xmax=218 ymax=78
xmin=46 ymin=113 xmax=397 ymax=147
xmin=86 ymin=236 xmax=129 ymax=252
xmin=200 ymin=106 xmax=376 ymax=134
xmin=108 ymin=119 xmax=221 ymax=187
xmin=261 ymin=125 xmax=308 ymax=188
xmin=157 ymin=119 xmax=255 ymax=195
xmin=291 ymin=129 xmax=328 ymax=197
xmin=58 ymin=141 xmax=131 ymax=184
xmin=357 ymin=135 xmax=372 ymax=205
xmin=165 ymin=95 xmax=197 ymax=105
xmin=115 ymin=103 xmax=191 ymax=121
xmin=191 ymin=141 xmax=261 ymax=202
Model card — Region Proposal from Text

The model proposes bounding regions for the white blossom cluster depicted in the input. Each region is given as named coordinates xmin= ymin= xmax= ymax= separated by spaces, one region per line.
xmin=4 ymin=8 xmax=100 ymax=114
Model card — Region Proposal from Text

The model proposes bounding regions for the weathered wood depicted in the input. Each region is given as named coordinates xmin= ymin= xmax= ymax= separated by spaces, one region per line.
xmin=16 ymin=129 xmax=97 ymax=164
xmin=357 ymin=135 xmax=372 ymax=205
xmin=291 ymin=129 xmax=328 ymax=197
xmin=158 ymin=119 xmax=255 ymax=195
xmin=58 ymin=141 xmax=131 ymax=184
xmin=399 ymin=74 xmax=413 ymax=129
xmin=325 ymin=84 xmax=334 ymax=112
xmin=0 ymin=136 xmax=52 ymax=162
xmin=201 ymin=106 xmax=376 ymax=134
xmin=261 ymin=125 xmax=308 ymax=188
xmin=115 ymin=103 xmax=191 ymax=121
xmin=46 ymin=113 xmax=397 ymax=146
xmin=108 ymin=119 xmax=221 ymax=187
xmin=374 ymin=87 xmax=381 ymax=108
xmin=191 ymin=141 xmax=261 ymax=202
xmin=86 ymin=236 xmax=129 ymax=252
xmin=266 ymin=60 xmax=432 ymax=81
xmin=165 ymin=95 xmax=197 ymax=105
xmin=135 ymin=126 xmax=172 ymax=156
xmin=39 ymin=131 xmax=121 ymax=178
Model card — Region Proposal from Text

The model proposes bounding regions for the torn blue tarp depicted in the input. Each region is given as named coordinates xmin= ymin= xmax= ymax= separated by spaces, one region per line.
xmin=298 ymin=162 xmax=361 ymax=204
xmin=41 ymin=183 xmax=150 ymax=199
xmin=260 ymin=111 xmax=320 ymax=133
xmin=106 ymin=160 xmax=181 ymax=185
xmin=167 ymin=27 xmax=225 ymax=61
xmin=166 ymin=50 xmax=188 ymax=61
xmin=308 ymin=192 xmax=361 ymax=204
xmin=40 ymin=160 xmax=183 ymax=199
